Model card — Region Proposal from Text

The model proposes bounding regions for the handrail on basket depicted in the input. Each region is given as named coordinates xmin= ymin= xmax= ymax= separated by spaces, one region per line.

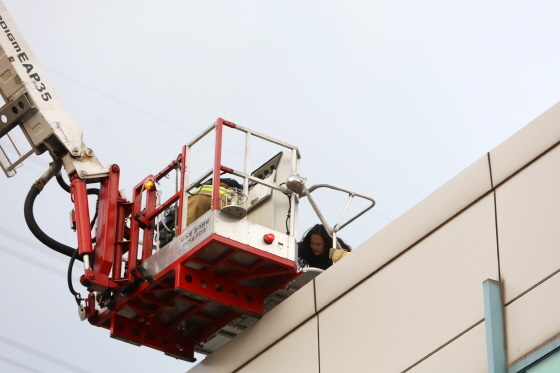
xmin=302 ymin=183 xmax=375 ymax=249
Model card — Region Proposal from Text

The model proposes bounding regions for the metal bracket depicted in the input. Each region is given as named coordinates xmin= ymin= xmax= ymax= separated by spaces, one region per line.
xmin=0 ymin=93 xmax=36 ymax=177
xmin=0 ymin=92 xmax=36 ymax=138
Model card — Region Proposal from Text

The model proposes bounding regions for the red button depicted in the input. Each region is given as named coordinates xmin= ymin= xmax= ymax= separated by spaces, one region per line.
xmin=263 ymin=233 xmax=275 ymax=244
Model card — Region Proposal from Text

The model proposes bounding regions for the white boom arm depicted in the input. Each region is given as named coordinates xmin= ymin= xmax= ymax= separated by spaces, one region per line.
xmin=0 ymin=2 xmax=108 ymax=179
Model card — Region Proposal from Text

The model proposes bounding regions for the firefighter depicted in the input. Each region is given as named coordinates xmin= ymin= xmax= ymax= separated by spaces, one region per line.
xmin=186 ymin=178 xmax=242 ymax=225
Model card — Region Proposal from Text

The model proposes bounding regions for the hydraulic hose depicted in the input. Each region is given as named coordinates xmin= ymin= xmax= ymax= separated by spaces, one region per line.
xmin=24 ymin=162 xmax=82 ymax=261
xmin=67 ymin=248 xmax=82 ymax=304
xmin=56 ymin=173 xmax=100 ymax=197
xmin=55 ymin=172 xmax=70 ymax=193
xmin=24 ymin=185 xmax=80 ymax=260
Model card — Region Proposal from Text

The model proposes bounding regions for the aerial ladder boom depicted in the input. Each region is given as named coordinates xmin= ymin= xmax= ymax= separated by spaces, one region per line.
xmin=0 ymin=2 xmax=108 ymax=180
xmin=0 ymin=1 xmax=375 ymax=363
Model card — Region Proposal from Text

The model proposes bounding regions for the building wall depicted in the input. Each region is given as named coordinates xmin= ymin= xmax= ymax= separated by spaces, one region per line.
xmin=188 ymin=102 xmax=560 ymax=373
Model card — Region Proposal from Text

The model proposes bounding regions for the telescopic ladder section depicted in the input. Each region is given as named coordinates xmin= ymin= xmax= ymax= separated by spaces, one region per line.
xmin=0 ymin=3 xmax=109 ymax=180
xmin=78 ymin=119 xmax=301 ymax=362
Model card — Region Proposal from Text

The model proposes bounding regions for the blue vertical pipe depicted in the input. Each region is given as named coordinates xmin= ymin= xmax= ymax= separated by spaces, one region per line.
xmin=483 ymin=279 xmax=507 ymax=373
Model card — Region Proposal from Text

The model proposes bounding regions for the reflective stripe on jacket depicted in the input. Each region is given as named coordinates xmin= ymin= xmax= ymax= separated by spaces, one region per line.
xmin=191 ymin=185 xmax=230 ymax=196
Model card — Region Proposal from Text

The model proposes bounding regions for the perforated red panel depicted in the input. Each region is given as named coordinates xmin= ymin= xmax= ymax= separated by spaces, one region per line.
xmin=91 ymin=233 xmax=298 ymax=361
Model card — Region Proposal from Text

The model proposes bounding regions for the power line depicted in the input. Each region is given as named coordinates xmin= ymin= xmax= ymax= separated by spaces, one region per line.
xmin=0 ymin=242 xmax=83 ymax=290
xmin=0 ymin=243 xmax=68 ymax=279
xmin=0 ymin=235 xmax=84 ymax=291
xmin=0 ymin=334 xmax=92 ymax=373
xmin=0 ymin=354 xmax=44 ymax=373
xmin=45 ymin=65 xmax=247 ymax=159
xmin=0 ymin=226 xmax=69 ymax=264
xmin=0 ymin=226 xmax=40 ymax=248
xmin=45 ymin=66 xmax=196 ymax=135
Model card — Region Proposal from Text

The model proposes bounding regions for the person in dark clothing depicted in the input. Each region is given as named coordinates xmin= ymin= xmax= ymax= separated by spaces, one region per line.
xmin=297 ymin=224 xmax=351 ymax=270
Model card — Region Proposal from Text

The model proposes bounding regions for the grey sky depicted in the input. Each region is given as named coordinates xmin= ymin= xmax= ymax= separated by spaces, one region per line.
xmin=1 ymin=1 xmax=559 ymax=372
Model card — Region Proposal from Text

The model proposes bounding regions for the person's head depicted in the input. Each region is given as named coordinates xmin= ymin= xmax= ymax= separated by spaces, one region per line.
xmin=203 ymin=177 xmax=243 ymax=189
xmin=297 ymin=224 xmax=351 ymax=268
xmin=310 ymin=233 xmax=325 ymax=256
xmin=219 ymin=178 xmax=242 ymax=189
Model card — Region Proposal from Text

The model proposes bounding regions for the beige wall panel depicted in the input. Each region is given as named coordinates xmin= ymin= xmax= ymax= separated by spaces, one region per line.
xmin=188 ymin=280 xmax=316 ymax=373
xmin=496 ymin=145 xmax=560 ymax=302
xmin=315 ymin=155 xmax=492 ymax=311
xmin=236 ymin=318 xmax=319 ymax=373
xmin=407 ymin=323 xmax=487 ymax=373
xmin=490 ymin=101 xmax=560 ymax=186
xmin=318 ymin=195 xmax=498 ymax=373
xmin=506 ymin=271 xmax=560 ymax=365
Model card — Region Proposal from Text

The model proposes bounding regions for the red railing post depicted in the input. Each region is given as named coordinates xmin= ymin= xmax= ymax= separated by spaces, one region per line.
xmin=212 ymin=119 xmax=224 ymax=211
xmin=176 ymin=148 xmax=186 ymax=235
